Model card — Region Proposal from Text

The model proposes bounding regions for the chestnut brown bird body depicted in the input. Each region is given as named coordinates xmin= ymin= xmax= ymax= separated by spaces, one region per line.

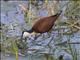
xmin=21 ymin=11 xmax=62 ymax=39
xmin=32 ymin=14 xmax=61 ymax=33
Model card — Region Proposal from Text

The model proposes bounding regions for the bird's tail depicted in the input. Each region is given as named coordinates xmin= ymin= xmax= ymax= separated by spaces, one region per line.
xmin=51 ymin=10 xmax=62 ymax=17
xmin=57 ymin=10 xmax=62 ymax=16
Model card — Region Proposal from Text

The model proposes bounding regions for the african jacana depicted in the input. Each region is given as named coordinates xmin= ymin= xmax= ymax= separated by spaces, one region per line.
xmin=21 ymin=10 xmax=62 ymax=39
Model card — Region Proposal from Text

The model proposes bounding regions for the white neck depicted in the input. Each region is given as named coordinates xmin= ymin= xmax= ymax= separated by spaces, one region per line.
xmin=23 ymin=32 xmax=36 ymax=38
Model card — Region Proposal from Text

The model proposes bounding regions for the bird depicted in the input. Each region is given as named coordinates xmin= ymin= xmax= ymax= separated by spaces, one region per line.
xmin=21 ymin=10 xmax=62 ymax=40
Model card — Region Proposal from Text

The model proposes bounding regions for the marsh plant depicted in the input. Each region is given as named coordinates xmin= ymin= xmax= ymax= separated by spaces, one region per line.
xmin=1 ymin=0 xmax=80 ymax=60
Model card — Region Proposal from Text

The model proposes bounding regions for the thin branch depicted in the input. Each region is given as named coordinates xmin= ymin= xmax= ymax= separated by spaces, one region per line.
xmin=66 ymin=21 xmax=80 ymax=30
xmin=55 ymin=42 xmax=80 ymax=45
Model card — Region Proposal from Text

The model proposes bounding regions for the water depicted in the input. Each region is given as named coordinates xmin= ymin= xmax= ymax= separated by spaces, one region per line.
xmin=1 ymin=1 xmax=80 ymax=60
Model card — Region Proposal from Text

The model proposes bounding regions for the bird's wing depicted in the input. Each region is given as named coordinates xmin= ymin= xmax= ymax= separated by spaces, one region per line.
xmin=32 ymin=17 xmax=54 ymax=33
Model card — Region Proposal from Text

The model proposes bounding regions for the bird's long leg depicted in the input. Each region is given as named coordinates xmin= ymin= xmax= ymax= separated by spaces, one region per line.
xmin=24 ymin=37 xmax=27 ymax=42
xmin=47 ymin=32 xmax=51 ymax=38
xmin=34 ymin=33 xmax=41 ymax=40
xmin=47 ymin=29 xmax=52 ymax=38
xmin=41 ymin=30 xmax=52 ymax=41
xmin=31 ymin=33 xmax=42 ymax=45
xmin=47 ymin=34 xmax=54 ymax=46
xmin=42 ymin=33 xmax=45 ymax=39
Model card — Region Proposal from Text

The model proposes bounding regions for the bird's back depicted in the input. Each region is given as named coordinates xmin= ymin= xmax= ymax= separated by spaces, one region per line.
xmin=32 ymin=11 xmax=62 ymax=33
xmin=32 ymin=16 xmax=58 ymax=33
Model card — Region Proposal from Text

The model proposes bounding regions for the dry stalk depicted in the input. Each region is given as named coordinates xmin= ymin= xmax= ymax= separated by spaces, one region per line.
xmin=66 ymin=21 xmax=80 ymax=30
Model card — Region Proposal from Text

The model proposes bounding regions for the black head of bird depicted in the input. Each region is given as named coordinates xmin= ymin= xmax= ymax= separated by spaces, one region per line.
xmin=21 ymin=10 xmax=62 ymax=39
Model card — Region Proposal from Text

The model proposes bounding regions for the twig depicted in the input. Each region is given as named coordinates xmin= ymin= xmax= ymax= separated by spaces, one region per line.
xmin=66 ymin=21 xmax=80 ymax=30
xmin=19 ymin=4 xmax=28 ymax=12
xmin=55 ymin=42 xmax=80 ymax=45
xmin=68 ymin=42 xmax=80 ymax=44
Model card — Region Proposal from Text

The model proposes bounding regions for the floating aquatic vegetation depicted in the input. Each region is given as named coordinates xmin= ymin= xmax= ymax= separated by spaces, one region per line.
xmin=1 ymin=0 xmax=80 ymax=60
